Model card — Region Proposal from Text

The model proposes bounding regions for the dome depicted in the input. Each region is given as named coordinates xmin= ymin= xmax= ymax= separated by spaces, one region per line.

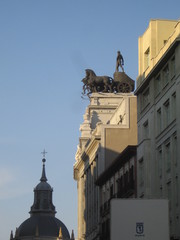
xmin=35 ymin=181 xmax=52 ymax=191
xmin=18 ymin=215 xmax=70 ymax=239
xmin=10 ymin=154 xmax=73 ymax=240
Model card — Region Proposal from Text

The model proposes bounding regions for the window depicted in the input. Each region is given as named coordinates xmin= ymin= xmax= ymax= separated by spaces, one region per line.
xmin=173 ymin=134 xmax=177 ymax=166
xmin=117 ymin=176 xmax=123 ymax=197
xmin=171 ymin=92 xmax=176 ymax=120
xmin=160 ymin=185 xmax=163 ymax=198
xmin=144 ymin=47 xmax=150 ymax=69
xmin=106 ymin=219 xmax=110 ymax=240
xmin=155 ymin=74 xmax=161 ymax=96
xmin=139 ymin=158 xmax=144 ymax=187
xmin=124 ymin=171 xmax=129 ymax=191
xmin=129 ymin=166 xmax=134 ymax=189
xmin=102 ymin=222 xmax=106 ymax=240
xmin=102 ymin=186 xmax=106 ymax=205
xmin=167 ymin=181 xmax=172 ymax=210
xmin=110 ymin=184 xmax=114 ymax=198
xmin=157 ymin=108 xmax=162 ymax=135
xmin=142 ymin=88 xmax=149 ymax=110
xmin=157 ymin=147 xmax=162 ymax=178
xmin=171 ymin=56 xmax=175 ymax=78
xmin=164 ymin=99 xmax=170 ymax=127
xmin=143 ymin=120 xmax=149 ymax=139
xmin=115 ymin=177 xmax=118 ymax=194
xmin=163 ymin=64 xmax=169 ymax=86
xmin=165 ymin=142 xmax=171 ymax=172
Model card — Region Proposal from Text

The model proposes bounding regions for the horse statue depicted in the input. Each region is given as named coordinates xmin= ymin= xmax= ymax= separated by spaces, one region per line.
xmin=82 ymin=69 xmax=113 ymax=96
xmin=82 ymin=76 xmax=93 ymax=96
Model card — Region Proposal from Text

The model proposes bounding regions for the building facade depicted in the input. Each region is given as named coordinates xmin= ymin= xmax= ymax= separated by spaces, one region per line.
xmin=96 ymin=145 xmax=137 ymax=240
xmin=135 ymin=19 xmax=180 ymax=239
xmin=74 ymin=92 xmax=137 ymax=240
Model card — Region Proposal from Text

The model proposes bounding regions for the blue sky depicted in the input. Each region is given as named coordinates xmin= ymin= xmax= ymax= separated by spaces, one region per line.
xmin=0 ymin=1 xmax=179 ymax=239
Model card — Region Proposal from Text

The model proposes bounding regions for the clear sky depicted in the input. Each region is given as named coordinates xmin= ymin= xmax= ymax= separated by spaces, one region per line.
xmin=0 ymin=1 xmax=179 ymax=239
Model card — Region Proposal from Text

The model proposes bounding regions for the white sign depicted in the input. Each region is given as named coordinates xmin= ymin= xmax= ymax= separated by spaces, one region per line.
xmin=110 ymin=199 xmax=169 ymax=240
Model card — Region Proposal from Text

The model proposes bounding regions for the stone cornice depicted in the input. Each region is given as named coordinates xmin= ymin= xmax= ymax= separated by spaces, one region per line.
xmin=81 ymin=136 xmax=100 ymax=161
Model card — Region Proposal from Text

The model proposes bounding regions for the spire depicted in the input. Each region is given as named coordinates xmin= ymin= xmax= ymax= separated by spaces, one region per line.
xmin=40 ymin=158 xmax=47 ymax=182
xmin=10 ymin=230 xmax=13 ymax=240
xmin=40 ymin=149 xmax=47 ymax=182
xmin=15 ymin=228 xmax=18 ymax=237
xmin=57 ymin=227 xmax=63 ymax=240
xmin=71 ymin=230 xmax=75 ymax=240
xmin=30 ymin=150 xmax=56 ymax=216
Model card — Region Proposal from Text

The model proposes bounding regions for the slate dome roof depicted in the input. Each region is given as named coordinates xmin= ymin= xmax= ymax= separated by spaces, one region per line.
xmin=35 ymin=181 xmax=52 ymax=191
xmin=18 ymin=215 xmax=70 ymax=238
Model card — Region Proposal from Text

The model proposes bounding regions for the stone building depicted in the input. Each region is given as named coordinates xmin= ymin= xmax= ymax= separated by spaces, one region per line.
xmin=10 ymin=156 xmax=74 ymax=240
xmin=135 ymin=19 xmax=180 ymax=239
xmin=74 ymin=92 xmax=137 ymax=240
xmin=96 ymin=145 xmax=137 ymax=240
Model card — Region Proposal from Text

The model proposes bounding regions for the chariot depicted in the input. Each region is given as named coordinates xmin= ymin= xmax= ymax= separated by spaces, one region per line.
xmin=112 ymin=72 xmax=135 ymax=93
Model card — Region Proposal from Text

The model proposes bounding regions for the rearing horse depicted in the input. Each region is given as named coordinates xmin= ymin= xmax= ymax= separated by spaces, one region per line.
xmin=82 ymin=69 xmax=112 ymax=94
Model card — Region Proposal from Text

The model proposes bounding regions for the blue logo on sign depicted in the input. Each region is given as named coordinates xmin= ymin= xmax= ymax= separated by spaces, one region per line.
xmin=136 ymin=222 xmax=144 ymax=235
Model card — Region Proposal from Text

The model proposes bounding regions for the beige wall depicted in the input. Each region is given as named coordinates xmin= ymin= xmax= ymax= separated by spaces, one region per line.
xmin=105 ymin=97 xmax=137 ymax=168
xmin=138 ymin=19 xmax=178 ymax=76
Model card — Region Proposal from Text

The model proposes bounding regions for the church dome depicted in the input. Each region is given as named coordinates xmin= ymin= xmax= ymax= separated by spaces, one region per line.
xmin=11 ymin=152 xmax=72 ymax=240
xmin=35 ymin=179 xmax=52 ymax=191
xmin=17 ymin=215 xmax=70 ymax=239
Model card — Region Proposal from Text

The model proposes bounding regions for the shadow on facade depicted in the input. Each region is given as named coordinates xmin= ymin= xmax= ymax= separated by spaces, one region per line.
xmin=91 ymin=111 xmax=101 ymax=130
xmin=82 ymin=145 xmax=137 ymax=240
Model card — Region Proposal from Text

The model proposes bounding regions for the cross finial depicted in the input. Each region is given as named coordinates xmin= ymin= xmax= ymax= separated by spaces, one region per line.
xmin=41 ymin=149 xmax=47 ymax=159
xmin=40 ymin=149 xmax=47 ymax=182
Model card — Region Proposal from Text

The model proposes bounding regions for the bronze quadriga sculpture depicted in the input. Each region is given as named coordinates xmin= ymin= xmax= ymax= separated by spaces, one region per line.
xmin=81 ymin=51 xmax=135 ymax=96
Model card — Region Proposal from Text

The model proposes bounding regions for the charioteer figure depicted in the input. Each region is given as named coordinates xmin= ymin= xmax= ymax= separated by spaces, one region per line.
xmin=116 ymin=51 xmax=124 ymax=72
